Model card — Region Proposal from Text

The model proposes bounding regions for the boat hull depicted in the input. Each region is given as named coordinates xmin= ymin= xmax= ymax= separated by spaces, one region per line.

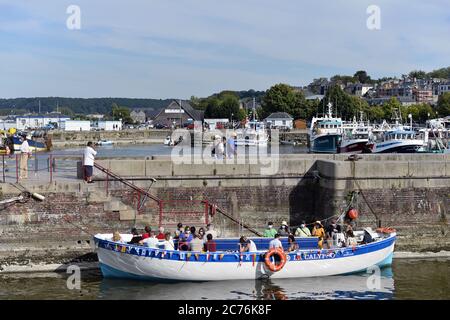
xmin=372 ymin=140 xmax=423 ymax=153
xmin=310 ymin=134 xmax=341 ymax=153
xmin=94 ymin=234 xmax=396 ymax=281
xmin=338 ymin=140 xmax=370 ymax=154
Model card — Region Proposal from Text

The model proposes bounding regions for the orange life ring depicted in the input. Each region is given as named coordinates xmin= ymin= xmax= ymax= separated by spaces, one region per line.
xmin=264 ymin=248 xmax=287 ymax=272
xmin=376 ymin=227 xmax=396 ymax=234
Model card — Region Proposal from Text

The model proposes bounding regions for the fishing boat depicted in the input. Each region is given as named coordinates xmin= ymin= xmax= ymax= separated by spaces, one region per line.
xmin=235 ymin=121 xmax=269 ymax=146
xmin=309 ymin=103 xmax=343 ymax=153
xmin=371 ymin=129 xmax=424 ymax=153
xmin=9 ymin=135 xmax=48 ymax=152
xmin=94 ymin=229 xmax=396 ymax=281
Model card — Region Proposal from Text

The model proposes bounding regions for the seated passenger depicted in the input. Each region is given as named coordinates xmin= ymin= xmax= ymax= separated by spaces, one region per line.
xmin=156 ymin=226 xmax=166 ymax=240
xmin=189 ymin=234 xmax=204 ymax=252
xmin=204 ymin=233 xmax=217 ymax=252
xmin=326 ymin=219 xmax=344 ymax=248
xmin=361 ymin=227 xmax=374 ymax=244
xmin=198 ymin=227 xmax=206 ymax=241
xmin=142 ymin=231 xmax=159 ymax=248
xmin=239 ymin=236 xmax=257 ymax=252
xmin=278 ymin=221 xmax=290 ymax=237
xmin=112 ymin=231 xmax=124 ymax=243
xmin=174 ymin=223 xmax=183 ymax=239
xmin=295 ymin=221 xmax=311 ymax=237
xmin=141 ymin=226 xmax=151 ymax=240
xmin=287 ymin=234 xmax=299 ymax=252
xmin=178 ymin=226 xmax=193 ymax=251
xmin=345 ymin=230 xmax=358 ymax=247
xmin=269 ymin=234 xmax=283 ymax=250
xmin=312 ymin=221 xmax=325 ymax=249
xmin=162 ymin=232 xmax=175 ymax=250
xmin=128 ymin=228 xmax=143 ymax=245
xmin=263 ymin=222 xmax=277 ymax=238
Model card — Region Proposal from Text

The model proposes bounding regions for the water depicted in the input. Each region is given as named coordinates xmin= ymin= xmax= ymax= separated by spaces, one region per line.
xmin=50 ymin=144 xmax=310 ymax=158
xmin=1 ymin=259 xmax=448 ymax=300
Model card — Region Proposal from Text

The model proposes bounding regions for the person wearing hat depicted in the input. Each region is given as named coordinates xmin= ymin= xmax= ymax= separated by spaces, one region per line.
xmin=278 ymin=221 xmax=290 ymax=236
xmin=312 ymin=221 xmax=325 ymax=249
xmin=263 ymin=221 xmax=278 ymax=238
xmin=19 ymin=134 xmax=32 ymax=179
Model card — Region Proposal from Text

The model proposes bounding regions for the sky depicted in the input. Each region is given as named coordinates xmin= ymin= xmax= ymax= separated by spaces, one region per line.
xmin=0 ymin=0 xmax=449 ymax=99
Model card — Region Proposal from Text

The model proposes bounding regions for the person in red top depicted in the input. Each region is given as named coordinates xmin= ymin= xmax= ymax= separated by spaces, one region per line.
xmin=203 ymin=233 xmax=217 ymax=252
xmin=156 ymin=226 xmax=166 ymax=240
xmin=141 ymin=226 xmax=151 ymax=240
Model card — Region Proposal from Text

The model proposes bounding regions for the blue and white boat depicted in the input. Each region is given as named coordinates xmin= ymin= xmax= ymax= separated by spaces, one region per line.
xmin=309 ymin=103 xmax=343 ymax=153
xmin=94 ymin=229 xmax=396 ymax=281
xmin=372 ymin=129 xmax=424 ymax=153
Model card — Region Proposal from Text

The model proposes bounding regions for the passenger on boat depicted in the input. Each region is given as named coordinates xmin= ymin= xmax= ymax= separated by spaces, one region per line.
xmin=263 ymin=222 xmax=277 ymax=238
xmin=326 ymin=219 xmax=344 ymax=248
xmin=174 ymin=223 xmax=183 ymax=239
xmin=141 ymin=226 xmax=151 ymax=240
xmin=178 ymin=227 xmax=193 ymax=251
xmin=190 ymin=233 xmax=204 ymax=252
xmin=295 ymin=221 xmax=311 ymax=237
xmin=278 ymin=221 xmax=290 ymax=236
xmin=204 ymin=234 xmax=217 ymax=252
xmin=239 ymin=236 xmax=257 ymax=252
xmin=287 ymin=234 xmax=299 ymax=252
xmin=312 ymin=221 xmax=325 ymax=249
xmin=142 ymin=231 xmax=159 ymax=248
xmin=128 ymin=228 xmax=143 ymax=245
xmin=226 ymin=133 xmax=237 ymax=159
xmin=361 ymin=227 xmax=374 ymax=244
xmin=205 ymin=224 xmax=218 ymax=239
xmin=198 ymin=227 xmax=206 ymax=241
xmin=111 ymin=231 xmax=124 ymax=243
xmin=345 ymin=230 xmax=358 ymax=247
xmin=162 ymin=232 xmax=175 ymax=250
xmin=190 ymin=226 xmax=197 ymax=237
xmin=269 ymin=234 xmax=283 ymax=250
xmin=156 ymin=226 xmax=166 ymax=240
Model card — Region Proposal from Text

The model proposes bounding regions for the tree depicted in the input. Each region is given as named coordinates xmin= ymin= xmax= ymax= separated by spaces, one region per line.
xmin=382 ymin=97 xmax=402 ymax=121
xmin=437 ymin=92 xmax=450 ymax=117
xmin=322 ymin=85 xmax=364 ymax=120
xmin=262 ymin=84 xmax=298 ymax=116
xmin=354 ymin=70 xmax=372 ymax=83
xmin=203 ymin=91 xmax=240 ymax=120
xmin=408 ymin=70 xmax=427 ymax=79
xmin=111 ymin=103 xmax=132 ymax=123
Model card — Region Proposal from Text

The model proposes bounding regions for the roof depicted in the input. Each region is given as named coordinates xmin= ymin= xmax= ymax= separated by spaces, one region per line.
xmin=153 ymin=100 xmax=204 ymax=121
xmin=265 ymin=112 xmax=293 ymax=120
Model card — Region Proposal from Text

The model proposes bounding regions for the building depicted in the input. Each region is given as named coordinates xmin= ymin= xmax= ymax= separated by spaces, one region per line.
xmin=151 ymin=100 xmax=204 ymax=127
xmin=98 ymin=121 xmax=122 ymax=131
xmin=413 ymin=87 xmax=434 ymax=103
xmin=366 ymin=96 xmax=416 ymax=107
xmin=86 ymin=114 xmax=105 ymax=120
xmin=264 ymin=112 xmax=293 ymax=129
xmin=15 ymin=114 xmax=71 ymax=130
xmin=61 ymin=120 xmax=91 ymax=131
xmin=130 ymin=110 xmax=147 ymax=124
xmin=345 ymin=83 xmax=373 ymax=96
xmin=438 ymin=82 xmax=450 ymax=96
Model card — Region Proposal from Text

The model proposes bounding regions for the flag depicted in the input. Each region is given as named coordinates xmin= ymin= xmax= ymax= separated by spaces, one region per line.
xmin=194 ymin=254 xmax=199 ymax=260
xmin=121 ymin=246 xmax=127 ymax=253
xmin=206 ymin=253 xmax=210 ymax=261
xmin=180 ymin=253 xmax=185 ymax=260
xmin=187 ymin=253 xmax=191 ymax=261
xmin=219 ymin=253 xmax=224 ymax=260
xmin=252 ymin=254 xmax=256 ymax=267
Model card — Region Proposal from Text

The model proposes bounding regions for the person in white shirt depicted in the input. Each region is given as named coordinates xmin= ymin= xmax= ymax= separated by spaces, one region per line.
xmin=19 ymin=134 xmax=32 ymax=179
xmin=83 ymin=141 xmax=97 ymax=183
xmin=142 ymin=231 xmax=159 ymax=248
xmin=162 ymin=232 xmax=175 ymax=250
xmin=269 ymin=234 xmax=283 ymax=250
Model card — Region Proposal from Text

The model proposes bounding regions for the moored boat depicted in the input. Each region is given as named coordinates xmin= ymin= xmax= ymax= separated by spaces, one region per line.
xmin=309 ymin=103 xmax=343 ymax=153
xmin=94 ymin=230 xmax=396 ymax=281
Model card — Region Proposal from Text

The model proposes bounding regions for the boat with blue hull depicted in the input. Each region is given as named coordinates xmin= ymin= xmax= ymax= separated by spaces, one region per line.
xmin=309 ymin=103 xmax=343 ymax=154
xmin=94 ymin=231 xmax=396 ymax=281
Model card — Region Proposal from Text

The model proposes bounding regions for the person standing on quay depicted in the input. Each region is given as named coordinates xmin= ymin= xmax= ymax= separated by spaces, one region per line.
xmin=19 ymin=134 xmax=32 ymax=179
xmin=83 ymin=141 xmax=97 ymax=183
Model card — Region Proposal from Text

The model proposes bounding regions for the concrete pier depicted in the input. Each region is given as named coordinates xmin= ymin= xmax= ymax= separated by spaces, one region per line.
xmin=0 ymin=153 xmax=449 ymax=266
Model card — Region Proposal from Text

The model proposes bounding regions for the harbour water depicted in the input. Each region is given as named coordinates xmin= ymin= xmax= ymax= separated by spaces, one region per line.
xmin=0 ymin=258 xmax=448 ymax=300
